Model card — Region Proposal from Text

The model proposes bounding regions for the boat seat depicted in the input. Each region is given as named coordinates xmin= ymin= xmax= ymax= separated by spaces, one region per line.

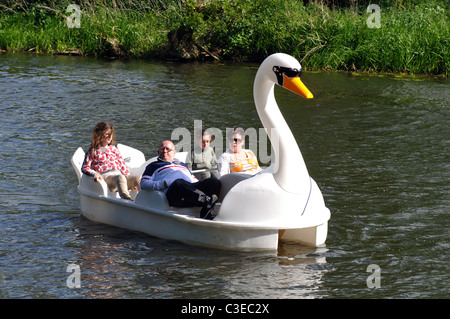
xmin=118 ymin=143 xmax=146 ymax=176
xmin=135 ymin=189 xmax=170 ymax=211
xmin=218 ymin=173 xmax=253 ymax=202
xmin=73 ymin=145 xmax=140 ymax=199
xmin=71 ymin=147 xmax=85 ymax=181
xmin=79 ymin=174 xmax=120 ymax=198
xmin=72 ymin=144 xmax=146 ymax=179
xmin=79 ymin=174 xmax=140 ymax=199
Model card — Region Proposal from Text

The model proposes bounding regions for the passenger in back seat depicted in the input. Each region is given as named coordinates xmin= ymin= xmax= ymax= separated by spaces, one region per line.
xmin=218 ymin=127 xmax=261 ymax=177
xmin=188 ymin=128 xmax=219 ymax=180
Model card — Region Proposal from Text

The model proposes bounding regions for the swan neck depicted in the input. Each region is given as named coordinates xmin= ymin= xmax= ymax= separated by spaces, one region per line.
xmin=254 ymin=77 xmax=309 ymax=193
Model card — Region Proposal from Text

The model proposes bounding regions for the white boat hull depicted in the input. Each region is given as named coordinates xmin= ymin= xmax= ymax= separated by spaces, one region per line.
xmin=79 ymin=191 xmax=328 ymax=251
xmin=79 ymin=188 xmax=280 ymax=252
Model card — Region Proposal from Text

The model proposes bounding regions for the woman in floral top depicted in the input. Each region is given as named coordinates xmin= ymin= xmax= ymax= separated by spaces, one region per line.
xmin=81 ymin=121 xmax=140 ymax=200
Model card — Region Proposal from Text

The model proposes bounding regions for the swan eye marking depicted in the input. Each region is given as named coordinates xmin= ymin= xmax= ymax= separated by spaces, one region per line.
xmin=273 ymin=66 xmax=302 ymax=86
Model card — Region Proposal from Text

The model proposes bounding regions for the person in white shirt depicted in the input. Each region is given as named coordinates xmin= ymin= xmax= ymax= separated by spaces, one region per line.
xmin=218 ymin=127 xmax=261 ymax=177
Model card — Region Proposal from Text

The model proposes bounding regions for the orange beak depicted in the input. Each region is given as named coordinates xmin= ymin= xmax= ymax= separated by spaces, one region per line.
xmin=282 ymin=74 xmax=313 ymax=99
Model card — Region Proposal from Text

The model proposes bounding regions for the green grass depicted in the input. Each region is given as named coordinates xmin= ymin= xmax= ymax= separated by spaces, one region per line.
xmin=0 ymin=0 xmax=448 ymax=76
xmin=0 ymin=4 xmax=168 ymax=58
xmin=190 ymin=0 xmax=449 ymax=75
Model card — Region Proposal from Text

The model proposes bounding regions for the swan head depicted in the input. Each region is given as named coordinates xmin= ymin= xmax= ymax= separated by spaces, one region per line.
xmin=256 ymin=53 xmax=313 ymax=99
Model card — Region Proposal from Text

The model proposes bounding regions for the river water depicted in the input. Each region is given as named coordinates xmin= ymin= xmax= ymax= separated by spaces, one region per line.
xmin=0 ymin=53 xmax=448 ymax=300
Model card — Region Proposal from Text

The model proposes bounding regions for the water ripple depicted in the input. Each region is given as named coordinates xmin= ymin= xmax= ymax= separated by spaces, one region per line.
xmin=0 ymin=53 xmax=448 ymax=299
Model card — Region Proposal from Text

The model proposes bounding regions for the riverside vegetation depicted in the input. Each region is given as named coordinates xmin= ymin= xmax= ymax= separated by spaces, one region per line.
xmin=0 ymin=0 xmax=448 ymax=76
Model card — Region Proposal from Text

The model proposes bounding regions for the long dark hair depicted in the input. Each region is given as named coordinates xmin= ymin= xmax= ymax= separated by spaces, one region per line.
xmin=90 ymin=121 xmax=116 ymax=156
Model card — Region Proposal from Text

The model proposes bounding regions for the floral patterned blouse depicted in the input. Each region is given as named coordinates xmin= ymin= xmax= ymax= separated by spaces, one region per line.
xmin=81 ymin=145 xmax=129 ymax=177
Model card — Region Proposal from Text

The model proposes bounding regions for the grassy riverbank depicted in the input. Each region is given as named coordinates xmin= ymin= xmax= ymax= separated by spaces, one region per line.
xmin=0 ymin=0 xmax=448 ymax=76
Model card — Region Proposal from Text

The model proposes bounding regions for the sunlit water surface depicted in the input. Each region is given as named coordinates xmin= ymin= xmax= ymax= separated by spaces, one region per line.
xmin=0 ymin=53 xmax=448 ymax=299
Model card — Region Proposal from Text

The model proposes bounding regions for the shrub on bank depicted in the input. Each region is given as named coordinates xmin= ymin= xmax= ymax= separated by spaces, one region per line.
xmin=185 ymin=0 xmax=449 ymax=75
xmin=0 ymin=0 xmax=448 ymax=75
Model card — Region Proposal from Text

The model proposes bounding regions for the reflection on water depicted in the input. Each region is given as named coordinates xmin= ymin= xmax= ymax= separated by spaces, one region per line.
xmin=72 ymin=217 xmax=329 ymax=299
xmin=278 ymin=241 xmax=327 ymax=266
xmin=0 ymin=53 xmax=448 ymax=299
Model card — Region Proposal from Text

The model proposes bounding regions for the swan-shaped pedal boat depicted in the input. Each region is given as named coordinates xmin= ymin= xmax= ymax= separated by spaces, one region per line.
xmin=71 ymin=53 xmax=331 ymax=252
